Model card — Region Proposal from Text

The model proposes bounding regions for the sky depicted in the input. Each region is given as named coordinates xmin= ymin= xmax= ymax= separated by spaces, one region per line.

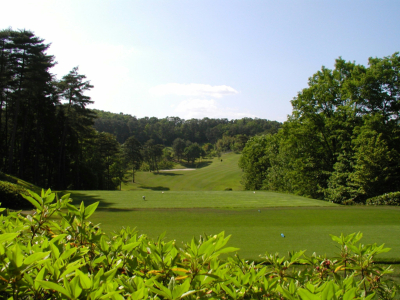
xmin=2 ymin=1 xmax=400 ymax=122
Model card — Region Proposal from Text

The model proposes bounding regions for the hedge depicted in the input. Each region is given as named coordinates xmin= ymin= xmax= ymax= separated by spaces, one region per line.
xmin=366 ymin=191 xmax=400 ymax=206
xmin=0 ymin=189 xmax=397 ymax=299
xmin=0 ymin=181 xmax=32 ymax=210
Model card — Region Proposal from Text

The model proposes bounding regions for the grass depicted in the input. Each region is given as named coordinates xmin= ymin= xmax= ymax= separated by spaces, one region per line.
xmin=69 ymin=190 xmax=337 ymax=209
xmin=63 ymin=152 xmax=400 ymax=262
xmin=84 ymin=206 xmax=400 ymax=261
xmin=68 ymin=189 xmax=400 ymax=262
xmin=122 ymin=152 xmax=243 ymax=191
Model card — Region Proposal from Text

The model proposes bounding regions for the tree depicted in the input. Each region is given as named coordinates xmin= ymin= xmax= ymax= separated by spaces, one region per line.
xmin=142 ymin=139 xmax=164 ymax=172
xmin=122 ymin=136 xmax=142 ymax=183
xmin=0 ymin=29 xmax=66 ymax=191
xmin=184 ymin=143 xmax=203 ymax=165
xmin=96 ymin=132 xmax=120 ymax=190
xmin=57 ymin=66 xmax=95 ymax=189
xmin=172 ymin=138 xmax=186 ymax=161
xmin=238 ymin=135 xmax=272 ymax=190
xmin=240 ymin=53 xmax=400 ymax=202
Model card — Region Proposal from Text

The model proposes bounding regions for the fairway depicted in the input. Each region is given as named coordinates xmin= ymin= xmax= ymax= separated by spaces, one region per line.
xmin=66 ymin=153 xmax=400 ymax=262
xmin=69 ymin=190 xmax=337 ymax=209
xmin=122 ymin=152 xmax=243 ymax=191
xmin=69 ymin=190 xmax=400 ymax=261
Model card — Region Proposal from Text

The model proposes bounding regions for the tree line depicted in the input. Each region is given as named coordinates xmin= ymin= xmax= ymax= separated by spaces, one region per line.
xmin=0 ymin=28 xmax=132 ymax=190
xmin=240 ymin=53 xmax=400 ymax=204
xmin=0 ymin=28 xmax=281 ymax=191
xmin=93 ymin=110 xmax=280 ymax=145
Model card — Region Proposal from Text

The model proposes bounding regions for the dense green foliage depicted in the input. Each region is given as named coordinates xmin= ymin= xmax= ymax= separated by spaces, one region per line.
xmin=240 ymin=53 xmax=400 ymax=203
xmin=93 ymin=111 xmax=281 ymax=145
xmin=0 ymin=189 xmax=398 ymax=299
xmin=0 ymin=29 xmax=126 ymax=191
xmin=366 ymin=192 xmax=400 ymax=206
xmin=0 ymin=181 xmax=31 ymax=209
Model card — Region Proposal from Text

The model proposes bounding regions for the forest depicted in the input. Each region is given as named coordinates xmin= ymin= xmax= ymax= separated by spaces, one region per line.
xmin=0 ymin=29 xmax=280 ymax=191
xmin=239 ymin=53 xmax=400 ymax=204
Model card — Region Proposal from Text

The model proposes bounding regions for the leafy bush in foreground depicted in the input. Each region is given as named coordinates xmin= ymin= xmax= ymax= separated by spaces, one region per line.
xmin=0 ymin=189 xmax=398 ymax=299
xmin=366 ymin=192 xmax=400 ymax=206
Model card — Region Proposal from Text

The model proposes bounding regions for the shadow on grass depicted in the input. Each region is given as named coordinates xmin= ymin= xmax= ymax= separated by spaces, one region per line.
xmin=66 ymin=191 xmax=115 ymax=209
xmin=139 ymin=185 xmax=170 ymax=191
xmin=153 ymin=172 xmax=183 ymax=176
xmin=178 ymin=160 xmax=212 ymax=169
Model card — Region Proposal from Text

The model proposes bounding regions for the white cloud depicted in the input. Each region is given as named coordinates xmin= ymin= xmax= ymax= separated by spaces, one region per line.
xmin=149 ymin=83 xmax=239 ymax=98
xmin=174 ymin=99 xmax=257 ymax=120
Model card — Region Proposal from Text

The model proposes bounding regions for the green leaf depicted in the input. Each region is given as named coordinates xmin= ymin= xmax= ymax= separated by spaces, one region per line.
xmin=70 ymin=275 xmax=83 ymax=298
xmin=100 ymin=236 xmax=109 ymax=252
xmin=24 ymin=251 xmax=51 ymax=265
xmin=343 ymin=287 xmax=357 ymax=300
xmin=29 ymin=190 xmax=44 ymax=206
xmin=7 ymin=243 xmax=24 ymax=268
xmin=214 ymin=247 xmax=240 ymax=256
xmin=44 ymin=193 xmax=56 ymax=204
xmin=36 ymin=280 xmax=71 ymax=298
xmin=76 ymin=269 xmax=92 ymax=289
xmin=122 ymin=241 xmax=141 ymax=252
xmin=297 ymin=288 xmax=321 ymax=300
xmin=34 ymin=267 xmax=47 ymax=290
xmin=101 ymin=268 xmax=118 ymax=283
xmin=321 ymin=281 xmax=335 ymax=300
xmin=59 ymin=247 xmax=77 ymax=261
xmin=21 ymin=195 xmax=42 ymax=211
xmin=66 ymin=203 xmax=79 ymax=212
xmin=49 ymin=234 xmax=67 ymax=244
xmin=0 ymin=233 xmax=19 ymax=243
xmin=60 ymin=261 xmax=85 ymax=278
xmin=329 ymin=234 xmax=342 ymax=244
xmin=49 ymin=242 xmax=60 ymax=259
xmin=99 ymin=291 xmax=123 ymax=300
xmin=364 ymin=292 xmax=376 ymax=300
xmin=84 ymin=201 xmax=99 ymax=219
xmin=148 ymin=285 xmax=171 ymax=299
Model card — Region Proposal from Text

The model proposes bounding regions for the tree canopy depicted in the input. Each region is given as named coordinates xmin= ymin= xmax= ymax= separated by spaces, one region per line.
xmin=240 ymin=53 xmax=400 ymax=203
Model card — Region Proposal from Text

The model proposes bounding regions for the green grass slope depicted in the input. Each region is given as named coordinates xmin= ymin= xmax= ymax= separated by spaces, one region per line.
xmin=122 ymin=152 xmax=243 ymax=191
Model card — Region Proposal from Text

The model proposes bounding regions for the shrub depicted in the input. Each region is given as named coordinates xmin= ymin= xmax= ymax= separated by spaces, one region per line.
xmin=0 ymin=181 xmax=32 ymax=209
xmin=366 ymin=191 xmax=400 ymax=206
xmin=0 ymin=189 xmax=397 ymax=299
xmin=0 ymin=172 xmax=18 ymax=184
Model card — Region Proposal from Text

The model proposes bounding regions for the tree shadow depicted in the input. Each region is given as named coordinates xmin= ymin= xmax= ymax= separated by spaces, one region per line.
xmin=153 ymin=172 xmax=183 ymax=176
xmin=179 ymin=160 xmax=212 ymax=169
xmin=138 ymin=185 xmax=170 ymax=191
xmin=66 ymin=191 xmax=115 ymax=209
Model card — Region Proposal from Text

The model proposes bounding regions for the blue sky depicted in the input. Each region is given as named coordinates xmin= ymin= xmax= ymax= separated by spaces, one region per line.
xmin=2 ymin=0 xmax=399 ymax=122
